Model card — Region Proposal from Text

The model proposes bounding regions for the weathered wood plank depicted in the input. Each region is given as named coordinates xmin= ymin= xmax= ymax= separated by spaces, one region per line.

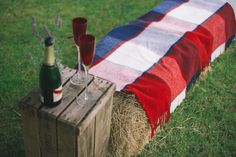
xmin=77 ymin=84 xmax=115 ymax=157
xmin=95 ymin=96 xmax=113 ymax=157
xmin=78 ymin=84 xmax=115 ymax=134
xmin=61 ymin=66 xmax=77 ymax=84
xmin=38 ymin=112 xmax=57 ymax=157
xmin=57 ymin=120 xmax=77 ymax=157
xmin=77 ymin=118 xmax=95 ymax=157
xmin=20 ymin=89 xmax=41 ymax=157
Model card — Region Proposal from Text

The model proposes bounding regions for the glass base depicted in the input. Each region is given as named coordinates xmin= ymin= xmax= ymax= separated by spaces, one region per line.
xmin=70 ymin=72 xmax=86 ymax=86
xmin=76 ymin=90 xmax=89 ymax=105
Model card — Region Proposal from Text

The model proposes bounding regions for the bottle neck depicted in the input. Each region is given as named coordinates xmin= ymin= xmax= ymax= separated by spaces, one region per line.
xmin=43 ymin=45 xmax=56 ymax=66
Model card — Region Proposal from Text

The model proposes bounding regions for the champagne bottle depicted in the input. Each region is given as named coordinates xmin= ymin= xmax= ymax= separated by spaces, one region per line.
xmin=39 ymin=36 xmax=62 ymax=107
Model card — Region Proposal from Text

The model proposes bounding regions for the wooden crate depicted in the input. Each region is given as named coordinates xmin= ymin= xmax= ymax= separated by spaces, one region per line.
xmin=20 ymin=66 xmax=116 ymax=157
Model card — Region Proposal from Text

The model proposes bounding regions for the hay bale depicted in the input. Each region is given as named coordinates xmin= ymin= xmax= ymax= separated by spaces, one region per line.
xmin=108 ymin=92 xmax=152 ymax=157
xmin=108 ymin=67 xmax=211 ymax=157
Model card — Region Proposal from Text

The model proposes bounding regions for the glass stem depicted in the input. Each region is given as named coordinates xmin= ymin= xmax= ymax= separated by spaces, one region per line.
xmin=76 ymin=45 xmax=81 ymax=73
xmin=84 ymin=65 xmax=88 ymax=100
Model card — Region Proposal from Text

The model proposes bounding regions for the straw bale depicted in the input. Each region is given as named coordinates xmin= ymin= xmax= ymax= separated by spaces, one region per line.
xmin=108 ymin=92 xmax=152 ymax=157
xmin=108 ymin=66 xmax=211 ymax=157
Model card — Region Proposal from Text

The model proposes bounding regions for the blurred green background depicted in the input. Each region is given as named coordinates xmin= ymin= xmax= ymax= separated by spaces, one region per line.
xmin=0 ymin=0 xmax=235 ymax=156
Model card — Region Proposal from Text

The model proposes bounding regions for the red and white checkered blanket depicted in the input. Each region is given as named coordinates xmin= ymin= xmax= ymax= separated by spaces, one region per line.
xmin=89 ymin=0 xmax=236 ymax=135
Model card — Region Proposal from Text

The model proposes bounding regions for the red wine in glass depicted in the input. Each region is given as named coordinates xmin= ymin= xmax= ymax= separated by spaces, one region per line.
xmin=79 ymin=35 xmax=96 ymax=66
xmin=72 ymin=17 xmax=87 ymax=46
xmin=70 ymin=17 xmax=87 ymax=85
xmin=78 ymin=34 xmax=95 ymax=101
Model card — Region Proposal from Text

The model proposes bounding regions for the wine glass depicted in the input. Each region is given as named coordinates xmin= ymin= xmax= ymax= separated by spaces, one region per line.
xmin=77 ymin=34 xmax=95 ymax=101
xmin=70 ymin=17 xmax=87 ymax=85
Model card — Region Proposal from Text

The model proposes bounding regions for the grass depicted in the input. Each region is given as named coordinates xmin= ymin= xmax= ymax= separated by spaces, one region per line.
xmin=0 ymin=0 xmax=235 ymax=156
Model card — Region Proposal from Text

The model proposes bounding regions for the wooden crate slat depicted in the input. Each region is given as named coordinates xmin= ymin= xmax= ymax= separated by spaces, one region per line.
xmin=77 ymin=118 xmax=95 ymax=157
xmin=77 ymin=84 xmax=115 ymax=157
xmin=57 ymin=120 xmax=77 ymax=157
xmin=94 ymin=87 xmax=114 ymax=157
xmin=20 ymin=88 xmax=41 ymax=157
xmin=61 ymin=66 xmax=76 ymax=84
xmin=21 ymin=102 xmax=41 ymax=157
xmin=38 ymin=111 xmax=58 ymax=157
xmin=78 ymin=84 xmax=115 ymax=133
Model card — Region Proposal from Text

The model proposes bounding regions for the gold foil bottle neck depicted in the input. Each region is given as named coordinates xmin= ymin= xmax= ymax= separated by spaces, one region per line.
xmin=43 ymin=45 xmax=56 ymax=66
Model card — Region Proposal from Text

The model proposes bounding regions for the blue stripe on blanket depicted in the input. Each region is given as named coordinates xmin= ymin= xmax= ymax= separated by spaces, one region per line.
xmin=129 ymin=11 xmax=163 ymax=28
xmin=93 ymin=0 xmax=187 ymax=63
xmin=95 ymin=36 xmax=121 ymax=58
xmin=131 ymin=0 xmax=186 ymax=27
xmin=108 ymin=25 xmax=143 ymax=41
xmin=138 ymin=11 xmax=163 ymax=23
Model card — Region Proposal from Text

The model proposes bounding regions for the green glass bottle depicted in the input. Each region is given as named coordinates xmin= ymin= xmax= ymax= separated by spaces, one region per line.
xmin=39 ymin=36 xmax=62 ymax=107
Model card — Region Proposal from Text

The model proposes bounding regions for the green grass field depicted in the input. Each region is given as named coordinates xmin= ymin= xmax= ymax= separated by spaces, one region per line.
xmin=0 ymin=0 xmax=235 ymax=156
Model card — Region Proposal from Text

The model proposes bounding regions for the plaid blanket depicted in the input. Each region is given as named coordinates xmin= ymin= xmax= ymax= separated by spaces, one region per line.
xmin=89 ymin=0 xmax=236 ymax=135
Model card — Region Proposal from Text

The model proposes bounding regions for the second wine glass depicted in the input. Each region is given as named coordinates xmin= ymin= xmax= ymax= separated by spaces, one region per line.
xmin=77 ymin=34 xmax=95 ymax=101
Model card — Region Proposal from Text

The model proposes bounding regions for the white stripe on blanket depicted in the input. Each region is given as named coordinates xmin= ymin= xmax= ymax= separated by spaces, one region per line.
xmin=90 ymin=60 xmax=142 ymax=91
xmin=211 ymin=43 xmax=226 ymax=62
xmin=168 ymin=5 xmax=214 ymax=25
xmin=170 ymin=88 xmax=186 ymax=113
xmin=106 ymin=42 xmax=160 ymax=72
